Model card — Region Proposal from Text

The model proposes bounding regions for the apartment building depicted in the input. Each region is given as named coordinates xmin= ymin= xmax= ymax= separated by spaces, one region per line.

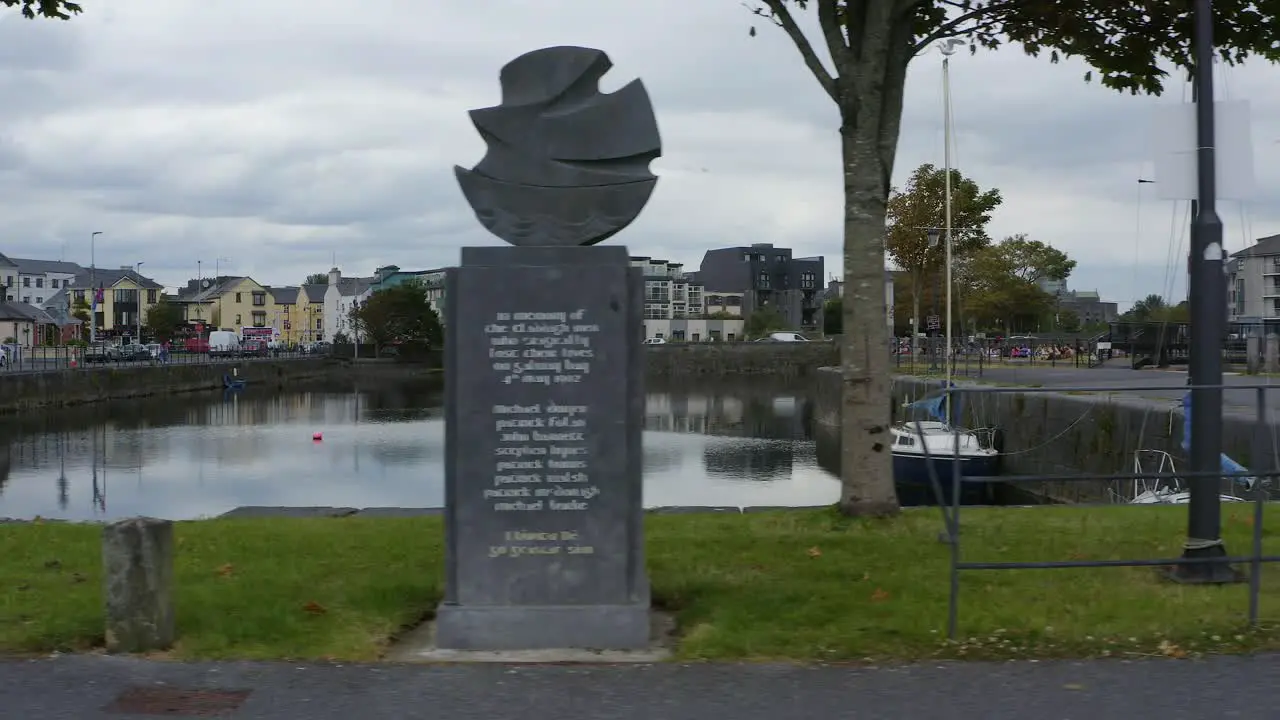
xmin=173 ymin=276 xmax=276 ymax=335
xmin=1228 ymin=234 xmax=1280 ymax=328
xmin=693 ymin=243 xmax=823 ymax=331
xmin=629 ymin=256 xmax=738 ymax=341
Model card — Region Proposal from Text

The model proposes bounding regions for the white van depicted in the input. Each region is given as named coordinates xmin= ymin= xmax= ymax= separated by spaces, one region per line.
xmin=208 ymin=330 xmax=242 ymax=358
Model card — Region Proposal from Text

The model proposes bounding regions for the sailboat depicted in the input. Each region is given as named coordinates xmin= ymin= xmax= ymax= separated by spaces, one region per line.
xmin=890 ymin=40 xmax=1005 ymax=507
xmin=892 ymin=385 xmax=1003 ymax=505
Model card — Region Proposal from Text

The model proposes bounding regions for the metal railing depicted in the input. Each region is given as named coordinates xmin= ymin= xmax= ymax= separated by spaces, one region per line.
xmin=920 ymin=381 xmax=1280 ymax=639
xmin=892 ymin=338 xmax=1104 ymax=377
xmin=0 ymin=345 xmax=323 ymax=374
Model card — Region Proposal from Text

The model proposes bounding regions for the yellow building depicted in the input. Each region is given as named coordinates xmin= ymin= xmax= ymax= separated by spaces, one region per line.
xmin=264 ymin=284 xmax=326 ymax=345
xmin=66 ymin=267 xmax=163 ymax=340
xmin=174 ymin=276 xmax=276 ymax=335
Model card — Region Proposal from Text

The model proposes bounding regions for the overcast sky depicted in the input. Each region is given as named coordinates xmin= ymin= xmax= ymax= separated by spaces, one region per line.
xmin=1 ymin=1 xmax=1276 ymax=309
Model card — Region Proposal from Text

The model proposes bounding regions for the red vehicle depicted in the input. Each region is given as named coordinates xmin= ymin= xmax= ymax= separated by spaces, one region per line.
xmin=242 ymin=339 xmax=269 ymax=357
xmin=183 ymin=337 xmax=210 ymax=353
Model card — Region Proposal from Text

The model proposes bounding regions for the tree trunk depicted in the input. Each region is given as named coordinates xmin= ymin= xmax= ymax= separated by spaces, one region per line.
xmin=839 ymin=126 xmax=900 ymax=517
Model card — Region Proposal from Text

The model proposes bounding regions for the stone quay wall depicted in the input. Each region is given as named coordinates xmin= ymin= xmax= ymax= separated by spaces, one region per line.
xmin=0 ymin=358 xmax=338 ymax=414
xmin=646 ymin=342 xmax=839 ymax=378
xmin=814 ymin=367 xmax=1279 ymax=503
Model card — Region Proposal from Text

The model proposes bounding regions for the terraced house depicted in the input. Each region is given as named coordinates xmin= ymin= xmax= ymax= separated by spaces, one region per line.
xmin=61 ymin=267 xmax=163 ymax=340
xmin=265 ymin=284 xmax=326 ymax=345
xmin=174 ymin=276 xmax=276 ymax=335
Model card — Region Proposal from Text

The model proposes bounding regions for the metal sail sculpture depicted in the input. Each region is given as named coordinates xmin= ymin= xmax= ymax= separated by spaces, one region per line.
xmin=454 ymin=46 xmax=663 ymax=248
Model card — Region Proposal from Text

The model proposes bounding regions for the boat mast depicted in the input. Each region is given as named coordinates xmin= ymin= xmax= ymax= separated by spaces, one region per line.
xmin=940 ymin=39 xmax=959 ymax=420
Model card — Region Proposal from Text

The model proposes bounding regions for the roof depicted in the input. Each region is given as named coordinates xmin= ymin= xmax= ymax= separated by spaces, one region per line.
xmin=333 ymin=276 xmax=374 ymax=297
xmin=0 ymin=301 xmax=49 ymax=322
xmin=269 ymin=286 xmax=299 ymax=304
xmin=8 ymin=258 xmax=84 ymax=275
xmin=0 ymin=252 xmax=16 ymax=268
xmin=174 ymin=276 xmax=254 ymax=303
xmin=71 ymin=267 xmax=163 ymax=290
xmin=301 ymin=283 xmax=326 ymax=303
xmin=1232 ymin=234 xmax=1280 ymax=258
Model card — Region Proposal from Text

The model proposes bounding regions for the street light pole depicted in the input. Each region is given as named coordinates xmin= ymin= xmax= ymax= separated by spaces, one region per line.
xmin=1173 ymin=0 xmax=1237 ymax=584
xmin=90 ymin=231 xmax=102 ymax=343
xmin=135 ymin=262 xmax=145 ymax=344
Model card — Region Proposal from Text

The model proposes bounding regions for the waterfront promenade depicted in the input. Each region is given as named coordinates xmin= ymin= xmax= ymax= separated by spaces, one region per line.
xmin=4 ymin=653 xmax=1276 ymax=719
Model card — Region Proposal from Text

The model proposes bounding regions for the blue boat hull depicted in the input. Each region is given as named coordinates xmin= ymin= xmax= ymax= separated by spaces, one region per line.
xmin=892 ymin=452 xmax=1002 ymax=506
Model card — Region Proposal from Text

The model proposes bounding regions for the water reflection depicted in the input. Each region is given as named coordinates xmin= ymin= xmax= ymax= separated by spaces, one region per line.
xmin=0 ymin=380 xmax=839 ymax=521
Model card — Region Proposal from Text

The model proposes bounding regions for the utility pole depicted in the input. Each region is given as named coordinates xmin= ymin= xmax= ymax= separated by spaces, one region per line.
xmin=1173 ymin=0 xmax=1238 ymax=584
xmin=135 ymin=262 xmax=145 ymax=344
xmin=90 ymin=231 xmax=102 ymax=343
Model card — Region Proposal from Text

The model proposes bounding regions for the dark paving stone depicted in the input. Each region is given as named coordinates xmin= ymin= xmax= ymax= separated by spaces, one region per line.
xmin=218 ymin=506 xmax=357 ymax=519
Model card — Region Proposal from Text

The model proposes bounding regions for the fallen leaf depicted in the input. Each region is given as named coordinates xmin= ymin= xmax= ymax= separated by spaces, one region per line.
xmin=1158 ymin=639 xmax=1187 ymax=658
xmin=302 ymin=601 xmax=327 ymax=616
xmin=217 ymin=563 xmax=234 ymax=578
xmin=870 ymin=587 xmax=890 ymax=602
xmin=806 ymin=546 xmax=822 ymax=558
xmin=861 ymin=572 xmax=871 ymax=581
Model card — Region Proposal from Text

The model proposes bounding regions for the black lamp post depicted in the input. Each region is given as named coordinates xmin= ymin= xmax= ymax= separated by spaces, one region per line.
xmin=927 ymin=228 xmax=942 ymax=371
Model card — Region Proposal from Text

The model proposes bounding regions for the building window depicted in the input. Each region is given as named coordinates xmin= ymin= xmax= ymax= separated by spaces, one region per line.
xmin=234 ymin=292 xmax=242 ymax=303
xmin=147 ymin=289 xmax=158 ymax=303
xmin=35 ymin=278 xmax=43 ymax=288
xmin=315 ymin=318 xmax=322 ymax=330
xmin=73 ymin=290 xmax=85 ymax=302
xmin=113 ymin=289 xmax=138 ymax=303
xmin=235 ymin=314 xmax=242 ymax=325
xmin=252 ymin=311 xmax=266 ymax=327
xmin=35 ymin=296 xmax=42 ymax=304
xmin=51 ymin=279 xmax=59 ymax=289
xmin=22 ymin=277 xmax=30 ymax=287
xmin=252 ymin=292 xmax=266 ymax=307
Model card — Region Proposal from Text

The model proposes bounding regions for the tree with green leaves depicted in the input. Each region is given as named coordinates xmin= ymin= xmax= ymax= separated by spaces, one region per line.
xmin=144 ymin=300 xmax=186 ymax=342
xmin=1122 ymin=294 xmax=1189 ymax=323
xmin=823 ymin=296 xmax=843 ymax=335
xmin=349 ymin=280 xmax=443 ymax=352
xmin=744 ymin=305 xmax=790 ymax=339
xmin=3 ymin=0 xmax=79 ymax=18
xmin=965 ymin=235 xmax=1075 ymax=331
xmin=70 ymin=295 xmax=89 ymax=341
xmin=747 ymin=0 xmax=1262 ymax=515
xmin=305 ymin=273 xmax=329 ymax=285
xmin=885 ymin=163 xmax=1001 ymax=347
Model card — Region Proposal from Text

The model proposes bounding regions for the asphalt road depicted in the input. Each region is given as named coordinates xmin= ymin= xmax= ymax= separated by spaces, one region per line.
xmin=901 ymin=360 xmax=1280 ymax=415
xmin=3 ymin=653 xmax=1277 ymax=719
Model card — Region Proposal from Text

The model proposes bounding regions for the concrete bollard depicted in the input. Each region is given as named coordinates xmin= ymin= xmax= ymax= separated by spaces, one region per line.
xmin=102 ymin=517 xmax=176 ymax=653
xmin=1267 ymin=335 xmax=1280 ymax=375
xmin=1248 ymin=336 xmax=1261 ymax=374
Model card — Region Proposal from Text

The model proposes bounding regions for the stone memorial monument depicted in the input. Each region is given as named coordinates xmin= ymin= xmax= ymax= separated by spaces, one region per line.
xmin=435 ymin=46 xmax=659 ymax=651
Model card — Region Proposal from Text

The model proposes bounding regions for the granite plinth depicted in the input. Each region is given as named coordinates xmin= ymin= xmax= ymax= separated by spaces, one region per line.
xmin=437 ymin=245 xmax=647 ymax=651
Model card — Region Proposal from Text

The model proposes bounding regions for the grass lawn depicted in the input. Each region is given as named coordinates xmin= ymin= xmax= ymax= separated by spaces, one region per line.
xmin=3 ymin=505 xmax=1280 ymax=662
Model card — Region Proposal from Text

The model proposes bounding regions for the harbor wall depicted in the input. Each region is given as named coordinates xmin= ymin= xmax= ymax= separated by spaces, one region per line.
xmin=0 ymin=359 xmax=338 ymax=414
xmin=645 ymin=342 xmax=838 ymax=378
xmin=813 ymin=367 xmax=1279 ymax=502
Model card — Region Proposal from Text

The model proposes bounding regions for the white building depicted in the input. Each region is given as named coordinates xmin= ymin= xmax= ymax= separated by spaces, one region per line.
xmin=3 ymin=257 xmax=83 ymax=307
xmin=631 ymin=255 xmax=745 ymax=341
xmin=323 ymin=267 xmax=374 ymax=342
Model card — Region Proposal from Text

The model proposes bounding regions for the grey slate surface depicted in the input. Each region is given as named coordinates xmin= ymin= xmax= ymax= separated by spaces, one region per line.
xmin=3 ymin=653 xmax=1277 ymax=719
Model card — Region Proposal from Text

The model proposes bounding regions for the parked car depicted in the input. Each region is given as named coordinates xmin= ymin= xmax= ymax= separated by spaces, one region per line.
xmin=83 ymin=343 xmax=118 ymax=363
xmin=208 ymin=331 xmax=241 ymax=358
xmin=242 ymin=339 xmax=269 ymax=357
xmin=183 ymin=337 xmax=210 ymax=353
xmin=0 ymin=345 xmax=7 ymax=368
xmin=119 ymin=344 xmax=152 ymax=362
xmin=643 ymin=337 xmax=667 ymax=345
xmin=757 ymin=332 xmax=810 ymax=343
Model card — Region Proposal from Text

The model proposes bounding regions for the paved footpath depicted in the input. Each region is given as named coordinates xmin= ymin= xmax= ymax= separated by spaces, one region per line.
xmin=4 ymin=653 xmax=1278 ymax=719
